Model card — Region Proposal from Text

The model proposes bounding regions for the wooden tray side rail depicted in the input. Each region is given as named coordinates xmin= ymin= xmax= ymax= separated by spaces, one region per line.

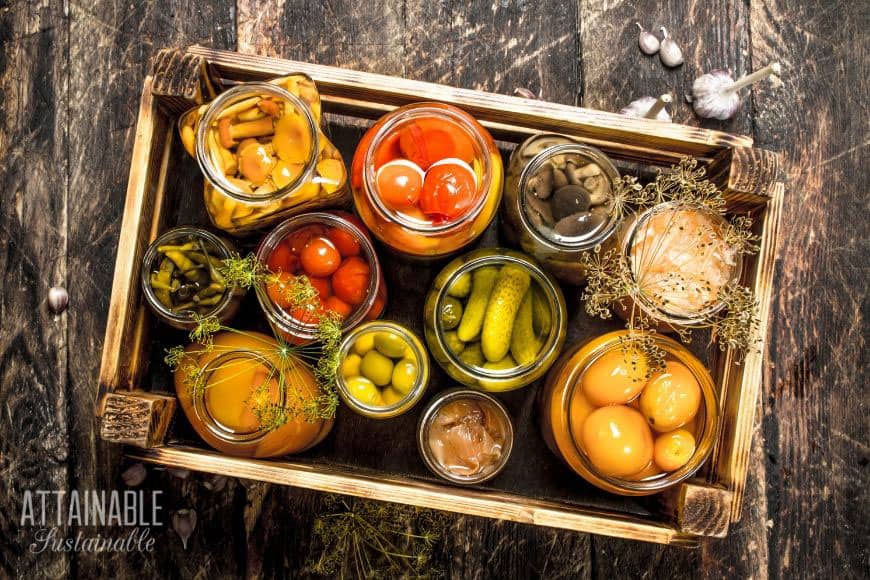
xmin=96 ymin=47 xmax=783 ymax=545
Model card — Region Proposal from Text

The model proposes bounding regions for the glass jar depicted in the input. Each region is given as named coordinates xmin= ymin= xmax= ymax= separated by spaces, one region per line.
xmin=179 ymin=77 xmax=350 ymax=235
xmin=538 ymin=330 xmax=718 ymax=495
xmin=424 ymin=248 xmax=567 ymax=392
xmin=417 ymin=389 xmax=514 ymax=485
xmin=336 ymin=321 xmax=429 ymax=419
xmin=255 ymin=211 xmax=386 ymax=343
xmin=350 ymin=102 xmax=503 ymax=260
xmin=503 ymin=134 xmax=621 ymax=284
xmin=617 ymin=200 xmax=743 ymax=328
xmin=174 ymin=331 xmax=334 ymax=457
xmin=141 ymin=226 xmax=244 ymax=330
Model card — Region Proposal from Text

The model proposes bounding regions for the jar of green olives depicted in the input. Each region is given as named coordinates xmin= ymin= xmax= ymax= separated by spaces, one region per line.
xmin=336 ymin=321 xmax=430 ymax=418
xmin=141 ymin=226 xmax=245 ymax=330
xmin=424 ymin=248 xmax=567 ymax=392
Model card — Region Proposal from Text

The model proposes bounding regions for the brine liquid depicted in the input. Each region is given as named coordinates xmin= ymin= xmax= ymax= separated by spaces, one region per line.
xmin=204 ymin=358 xmax=279 ymax=434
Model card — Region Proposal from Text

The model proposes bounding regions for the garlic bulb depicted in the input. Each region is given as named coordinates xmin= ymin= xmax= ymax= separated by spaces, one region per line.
xmin=659 ymin=27 xmax=683 ymax=67
xmin=691 ymin=62 xmax=782 ymax=120
xmin=619 ymin=94 xmax=673 ymax=122
xmin=636 ymin=23 xmax=660 ymax=55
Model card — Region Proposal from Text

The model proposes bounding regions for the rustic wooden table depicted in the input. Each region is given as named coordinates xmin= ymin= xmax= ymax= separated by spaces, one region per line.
xmin=1 ymin=1 xmax=867 ymax=578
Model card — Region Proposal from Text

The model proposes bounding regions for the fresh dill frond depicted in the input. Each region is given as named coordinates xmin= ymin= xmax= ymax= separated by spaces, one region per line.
xmin=164 ymin=255 xmax=344 ymax=431
xmin=307 ymin=496 xmax=447 ymax=579
xmin=579 ymin=157 xmax=762 ymax=362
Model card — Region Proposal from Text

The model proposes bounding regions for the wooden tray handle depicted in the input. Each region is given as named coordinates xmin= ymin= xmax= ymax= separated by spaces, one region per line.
xmin=659 ymin=482 xmax=734 ymax=538
xmin=100 ymin=391 xmax=176 ymax=448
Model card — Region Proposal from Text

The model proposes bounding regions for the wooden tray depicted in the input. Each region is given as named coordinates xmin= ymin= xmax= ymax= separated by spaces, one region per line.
xmin=96 ymin=46 xmax=783 ymax=546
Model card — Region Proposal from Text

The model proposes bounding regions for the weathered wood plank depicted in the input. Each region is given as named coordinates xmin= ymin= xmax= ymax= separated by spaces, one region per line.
xmin=64 ymin=1 xmax=236 ymax=578
xmin=749 ymin=1 xmax=870 ymax=577
xmin=0 ymin=1 xmax=70 ymax=577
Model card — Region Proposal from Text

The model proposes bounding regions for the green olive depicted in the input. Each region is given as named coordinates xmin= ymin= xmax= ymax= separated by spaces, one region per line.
xmin=443 ymin=331 xmax=465 ymax=355
xmin=345 ymin=376 xmax=384 ymax=406
xmin=352 ymin=332 xmax=375 ymax=356
xmin=374 ymin=331 xmax=407 ymax=358
xmin=360 ymin=350 xmax=394 ymax=386
xmin=340 ymin=353 xmax=362 ymax=378
xmin=391 ymin=359 xmax=418 ymax=394
xmin=447 ymin=272 xmax=471 ymax=298
xmin=439 ymin=297 xmax=464 ymax=330
xmin=382 ymin=386 xmax=406 ymax=406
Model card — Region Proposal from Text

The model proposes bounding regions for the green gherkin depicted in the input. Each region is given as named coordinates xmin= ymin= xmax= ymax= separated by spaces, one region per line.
xmin=481 ymin=265 xmax=531 ymax=362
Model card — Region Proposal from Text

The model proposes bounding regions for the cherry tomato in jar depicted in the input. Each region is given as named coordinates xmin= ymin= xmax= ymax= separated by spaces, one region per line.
xmin=419 ymin=159 xmax=476 ymax=220
xmin=307 ymin=276 xmax=331 ymax=299
xmin=376 ymin=159 xmax=424 ymax=209
xmin=289 ymin=299 xmax=324 ymax=325
xmin=398 ymin=123 xmax=430 ymax=168
xmin=326 ymin=227 xmax=361 ymax=258
xmin=332 ymin=256 xmax=371 ymax=306
xmin=266 ymin=272 xmax=295 ymax=309
xmin=324 ymin=295 xmax=353 ymax=320
xmin=266 ymin=242 xmax=297 ymax=273
xmin=373 ymin=131 xmax=402 ymax=169
xmin=300 ymin=237 xmax=342 ymax=277
xmin=415 ymin=118 xmax=476 ymax=165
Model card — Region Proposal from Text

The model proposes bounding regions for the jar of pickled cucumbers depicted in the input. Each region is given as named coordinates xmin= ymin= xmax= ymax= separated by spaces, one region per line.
xmin=503 ymin=134 xmax=621 ymax=284
xmin=179 ymin=76 xmax=350 ymax=235
xmin=538 ymin=330 xmax=718 ymax=495
xmin=141 ymin=226 xmax=245 ymax=330
xmin=255 ymin=212 xmax=386 ymax=344
xmin=174 ymin=331 xmax=334 ymax=458
xmin=336 ymin=321 xmax=429 ymax=419
xmin=350 ymin=103 xmax=503 ymax=260
xmin=424 ymin=248 xmax=567 ymax=392
xmin=616 ymin=200 xmax=743 ymax=329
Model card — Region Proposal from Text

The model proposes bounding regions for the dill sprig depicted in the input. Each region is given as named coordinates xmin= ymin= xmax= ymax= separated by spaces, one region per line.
xmin=307 ymin=495 xmax=447 ymax=579
xmin=164 ymin=251 xmax=348 ymax=430
xmin=580 ymin=157 xmax=762 ymax=367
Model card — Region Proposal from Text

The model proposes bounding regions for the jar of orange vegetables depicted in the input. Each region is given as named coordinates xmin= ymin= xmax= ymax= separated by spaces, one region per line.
xmin=350 ymin=103 xmax=503 ymax=259
xmin=179 ymin=76 xmax=350 ymax=235
xmin=538 ymin=330 xmax=718 ymax=495
xmin=174 ymin=331 xmax=334 ymax=458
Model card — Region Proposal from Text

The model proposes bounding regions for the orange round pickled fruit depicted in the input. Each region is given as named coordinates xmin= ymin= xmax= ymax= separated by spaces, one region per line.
xmin=581 ymin=405 xmax=653 ymax=478
xmin=653 ymin=429 xmax=697 ymax=471
xmin=639 ymin=362 xmax=702 ymax=432
xmin=581 ymin=348 xmax=649 ymax=407
xmin=568 ymin=387 xmax=596 ymax=447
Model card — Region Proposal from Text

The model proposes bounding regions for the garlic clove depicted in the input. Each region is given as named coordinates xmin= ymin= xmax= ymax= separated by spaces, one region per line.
xmin=658 ymin=27 xmax=683 ymax=67
xmin=121 ymin=463 xmax=147 ymax=487
xmin=172 ymin=509 xmax=197 ymax=550
xmin=619 ymin=94 xmax=673 ymax=122
xmin=48 ymin=286 xmax=69 ymax=314
xmin=691 ymin=63 xmax=782 ymax=120
xmin=513 ymin=87 xmax=539 ymax=100
xmin=636 ymin=23 xmax=660 ymax=55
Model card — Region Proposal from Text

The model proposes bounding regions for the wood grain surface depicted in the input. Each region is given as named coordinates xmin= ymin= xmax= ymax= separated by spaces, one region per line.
xmin=0 ymin=1 xmax=866 ymax=579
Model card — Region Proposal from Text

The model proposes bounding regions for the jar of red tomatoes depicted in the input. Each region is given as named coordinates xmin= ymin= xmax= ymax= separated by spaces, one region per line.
xmin=350 ymin=103 xmax=503 ymax=260
xmin=255 ymin=212 xmax=387 ymax=343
